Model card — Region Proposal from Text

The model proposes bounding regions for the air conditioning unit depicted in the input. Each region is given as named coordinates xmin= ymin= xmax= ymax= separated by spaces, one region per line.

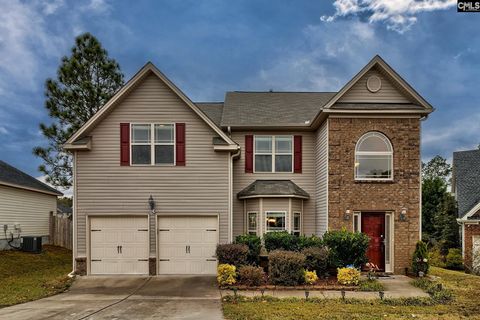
xmin=21 ymin=236 xmax=42 ymax=253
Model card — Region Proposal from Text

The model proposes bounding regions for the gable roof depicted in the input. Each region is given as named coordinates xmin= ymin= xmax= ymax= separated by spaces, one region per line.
xmin=312 ymin=55 xmax=434 ymax=126
xmin=221 ymin=92 xmax=335 ymax=127
xmin=65 ymin=62 xmax=237 ymax=149
xmin=453 ymin=149 xmax=480 ymax=219
xmin=237 ymin=180 xmax=310 ymax=199
xmin=196 ymin=102 xmax=224 ymax=127
xmin=0 ymin=160 xmax=63 ymax=196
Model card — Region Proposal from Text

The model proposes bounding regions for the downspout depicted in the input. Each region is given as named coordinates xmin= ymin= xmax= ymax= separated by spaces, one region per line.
xmin=71 ymin=150 xmax=77 ymax=276
xmin=229 ymin=146 xmax=241 ymax=243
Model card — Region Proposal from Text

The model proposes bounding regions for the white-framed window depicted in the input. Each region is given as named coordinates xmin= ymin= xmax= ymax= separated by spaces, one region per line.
xmin=254 ymin=136 xmax=293 ymax=173
xmin=247 ymin=212 xmax=257 ymax=235
xmin=131 ymin=124 xmax=175 ymax=165
xmin=354 ymin=132 xmax=393 ymax=180
xmin=353 ymin=212 xmax=361 ymax=232
xmin=265 ymin=211 xmax=286 ymax=232
xmin=293 ymin=212 xmax=301 ymax=236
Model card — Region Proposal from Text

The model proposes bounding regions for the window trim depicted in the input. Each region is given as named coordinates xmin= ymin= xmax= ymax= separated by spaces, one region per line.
xmin=130 ymin=123 xmax=176 ymax=166
xmin=253 ymin=135 xmax=293 ymax=173
xmin=265 ymin=211 xmax=287 ymax=233
xmin=293 ymin=211 xmax=301 ymax=236
xmin=247 ymin=211 xmax=258 ymax=235
xmin=354 ymin=131 xmax=393 ymax=181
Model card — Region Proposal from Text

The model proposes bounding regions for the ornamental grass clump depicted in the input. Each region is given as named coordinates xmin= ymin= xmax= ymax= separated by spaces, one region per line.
xmin=217 ymin=264 xmax=237 ymax=286
xmin=337 ymin=266 xmax=360 ymax=286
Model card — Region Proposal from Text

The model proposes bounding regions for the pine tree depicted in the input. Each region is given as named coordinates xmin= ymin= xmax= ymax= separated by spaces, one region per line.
xmin=34 ymin=33 xmax=124 ymax=188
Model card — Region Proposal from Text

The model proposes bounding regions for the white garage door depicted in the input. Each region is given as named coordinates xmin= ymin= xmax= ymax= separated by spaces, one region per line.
xmin=158 ymin=216 xmax=218 ymax=275
xmin=90 ymin=216 xmax=149 ymax=275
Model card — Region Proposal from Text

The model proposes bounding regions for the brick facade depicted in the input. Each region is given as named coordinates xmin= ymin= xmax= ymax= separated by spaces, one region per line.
xmin=328 ymin=117 xmax=421 ymax=274
xmin=464 ymin=223 xmax=480 ymax=272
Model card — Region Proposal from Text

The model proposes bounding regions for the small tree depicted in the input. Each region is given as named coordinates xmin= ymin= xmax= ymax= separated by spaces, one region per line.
xmin=34 ymin=33 xmax=124 ymax=188
xmin=412 ymin=241 xmax=429 ymax=276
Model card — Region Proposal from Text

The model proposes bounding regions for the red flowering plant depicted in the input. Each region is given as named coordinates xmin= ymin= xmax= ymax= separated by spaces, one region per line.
xmin=365 ymin=262 xmax=380 ymax=280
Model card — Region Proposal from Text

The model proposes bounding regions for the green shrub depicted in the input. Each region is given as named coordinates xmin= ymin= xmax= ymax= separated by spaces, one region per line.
xmin=217 ymin=264 xmax=236 ymax=286
xmin=445 ymin=248 xmax=463 ymax=270
xmin=297 ymin=235 xmax=323 ymax=250
xmin=235 ymin=234 xmax=261 ymax=265
xmin=412 ymin=241 xmax=429 ymax=276
xmin=428 ymin=247 xmax=446 ymax=268
xmin=263 ymin=232 xmax=298 ymax=252
xmin=238 ymin=265 xmax=266 ymax=287
xmin=268 ymin=250 xmax=306 ymax=286
xmin=216 ymin=243 xmax=248 ymax=267
xmin=302 ymin=246 xmax=330 ymax=277
xmin=322 ymin=229 xmax=369 ymax=268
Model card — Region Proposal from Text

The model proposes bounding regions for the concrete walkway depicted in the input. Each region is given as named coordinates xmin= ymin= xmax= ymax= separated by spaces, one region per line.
xmin=220 ymin=275 xmax=429 ymax=300
xmin=0 ymin=276 xmax=223 ymax=320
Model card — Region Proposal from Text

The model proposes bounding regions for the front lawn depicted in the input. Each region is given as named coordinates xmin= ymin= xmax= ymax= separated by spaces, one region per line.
xmin=0 ymin=245 xmax=73 ymax=307
xmin=223 ymin=267 xmax=480 ymax=320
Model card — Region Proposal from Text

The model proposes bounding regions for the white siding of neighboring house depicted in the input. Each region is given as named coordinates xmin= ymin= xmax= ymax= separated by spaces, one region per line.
xmin=314 ymin=120 xmax=328 ymax=236
xmin=0 ymin=185 xmax=56 ymax=241
xmin=231 ymin=131 xmax=316 ymax=236
xmin=75 ymin=74 xmax=230 ymax=259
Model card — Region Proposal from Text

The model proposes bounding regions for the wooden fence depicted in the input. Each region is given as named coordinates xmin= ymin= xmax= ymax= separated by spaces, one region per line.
xmin=49 ymin=212 xmax=73 ymax=250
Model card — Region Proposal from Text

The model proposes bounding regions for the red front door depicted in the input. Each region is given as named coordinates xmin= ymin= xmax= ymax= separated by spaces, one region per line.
xmin=361 ymin=213 xmax=385 ymax=270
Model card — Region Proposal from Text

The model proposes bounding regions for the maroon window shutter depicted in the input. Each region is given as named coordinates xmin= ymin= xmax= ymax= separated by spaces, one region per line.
xmin=294 ymin=135 xmax=302 ymax=173
xmin=245 ymin=135 xmax=254 ymax=173
xmin=120 ymin=123 xmax=130 ymax=166
xmin=176 ymin=123 xmax=186 ymax=166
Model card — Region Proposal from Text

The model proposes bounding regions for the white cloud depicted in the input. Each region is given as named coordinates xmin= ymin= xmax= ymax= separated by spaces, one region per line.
xmin=41 ymin=0 xmax=65 ymax=15
xmin=248 ymin=20 xmax=377 ymax=91
xmin=82 ymin=0 xmax=111 ymax=14
xmin=321 ymin=0 xmax=456 ymax=33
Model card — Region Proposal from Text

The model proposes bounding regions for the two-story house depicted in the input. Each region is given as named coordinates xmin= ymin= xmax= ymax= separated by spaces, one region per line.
xmin=65 ymin=55 xmax=433 ymax=276
xmin=453 ymin=149 xmax=480 ymax=273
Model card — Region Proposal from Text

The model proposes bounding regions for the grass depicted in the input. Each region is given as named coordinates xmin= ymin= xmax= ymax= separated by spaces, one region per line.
xmin=0 ymin=245 xmax=73 ymax=308
xmin=358 ymin=278 xmax=385 ymax=292
xmin=223 ymin=267 xmax=480 ymax=319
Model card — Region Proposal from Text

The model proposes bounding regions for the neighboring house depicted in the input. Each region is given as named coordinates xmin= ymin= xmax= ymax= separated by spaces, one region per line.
xmin=0 ymin=160 xmax=63 ymax=250
xmin=65 ymin=55 xmax=433 ymax=275
xmin=453 ymin=149 xmax=480 ymax=272
xmin=57 ymin=203 xmax=73 ymax=217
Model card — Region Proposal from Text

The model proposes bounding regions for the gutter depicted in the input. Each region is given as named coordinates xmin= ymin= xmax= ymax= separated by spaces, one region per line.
xmin=229 ymin=147 xmax=241 ymax=242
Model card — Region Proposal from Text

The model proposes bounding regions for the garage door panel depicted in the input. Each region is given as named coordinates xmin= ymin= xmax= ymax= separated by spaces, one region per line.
xmin=158 ymin=216 xmax=218 ymax=275
xmin=90 ymin=216 xmax=149 ymax=275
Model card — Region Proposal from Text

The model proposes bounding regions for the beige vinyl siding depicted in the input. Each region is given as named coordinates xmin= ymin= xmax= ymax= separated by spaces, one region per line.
xmin=314 ymin=120 xmax=328 ymax=235
xmin=0 ymin=185 xmax=56 ymax=239
xmin=231 ymin=131 xmax=316 ymax=237
xmin=291 ymin=199 xmax=302 ymax=213
xmin=338 ymin=68 xmax=411 ymax=103
xmin=75 ymin=74 xmax=230 ymax=257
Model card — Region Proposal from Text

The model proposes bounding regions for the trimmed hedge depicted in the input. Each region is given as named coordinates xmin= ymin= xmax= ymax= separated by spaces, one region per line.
xmin=323 ymin=229 xmax=369 ymax=268
xmin=302 ymin=246 xmax=330 ymax=276
xmin=268 ymin=250 xmax=305 ymax=286
xmin=238 ymin=265 xmax=266 ymax=287
xmin=216 ymin=243 xmax=248 ymax=268
xmin=235 ymin=234 xmax=261 ymax=265
xmin=263 ymin=232 xmax=323 ymax=252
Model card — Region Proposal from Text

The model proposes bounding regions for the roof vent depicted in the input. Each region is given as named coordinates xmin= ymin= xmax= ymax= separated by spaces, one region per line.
xmin=366 ymin=75 xmax=382 ymax=93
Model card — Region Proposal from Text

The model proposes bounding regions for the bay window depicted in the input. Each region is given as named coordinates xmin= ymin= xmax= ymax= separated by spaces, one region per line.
xmin=265 ymin=211 xmax=286 ymax=232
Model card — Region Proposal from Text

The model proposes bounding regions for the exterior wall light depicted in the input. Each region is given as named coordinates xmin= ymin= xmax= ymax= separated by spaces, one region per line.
xmin=344 ymin=209 xmax=351 ymax=221
xmin=399 ymin=207 xmax=407 ymax=221
xmin=148 ymin=195 xmax=156 ymax=214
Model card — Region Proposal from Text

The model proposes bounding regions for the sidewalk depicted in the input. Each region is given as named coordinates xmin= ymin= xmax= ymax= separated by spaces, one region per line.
xmin=220 ymin=275 xmax=429 ymax=300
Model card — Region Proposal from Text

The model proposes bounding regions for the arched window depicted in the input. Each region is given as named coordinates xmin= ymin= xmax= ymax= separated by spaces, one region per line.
xmin=355 ymin=132 xmax=393 ymax=180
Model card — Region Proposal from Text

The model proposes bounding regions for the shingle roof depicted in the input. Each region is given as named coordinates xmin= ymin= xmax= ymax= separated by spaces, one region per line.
xmin=453 ymin=150 xmax=480 ymax=218
xmin=221 ymin=92 xmax=336 ymax=127
xmin=237 ymin=180 xmax=310 ymax=199
xmin=196 ymin=102 xmax=224 ymax=127
xmin=0 ymin=160 xmax=63 ymax=196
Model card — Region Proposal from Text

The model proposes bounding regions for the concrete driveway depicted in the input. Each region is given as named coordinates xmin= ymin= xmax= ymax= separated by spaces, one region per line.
xmin=0 ymin=276 xmax=223 ymax=320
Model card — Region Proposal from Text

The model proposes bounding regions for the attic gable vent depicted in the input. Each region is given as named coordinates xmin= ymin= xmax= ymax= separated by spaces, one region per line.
xmin=367 ymin=75 xmax=382 ymax=93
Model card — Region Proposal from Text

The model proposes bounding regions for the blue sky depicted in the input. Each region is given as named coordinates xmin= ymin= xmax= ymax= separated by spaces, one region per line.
xmin=0 ymin=0 xmax=478 ymax=188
